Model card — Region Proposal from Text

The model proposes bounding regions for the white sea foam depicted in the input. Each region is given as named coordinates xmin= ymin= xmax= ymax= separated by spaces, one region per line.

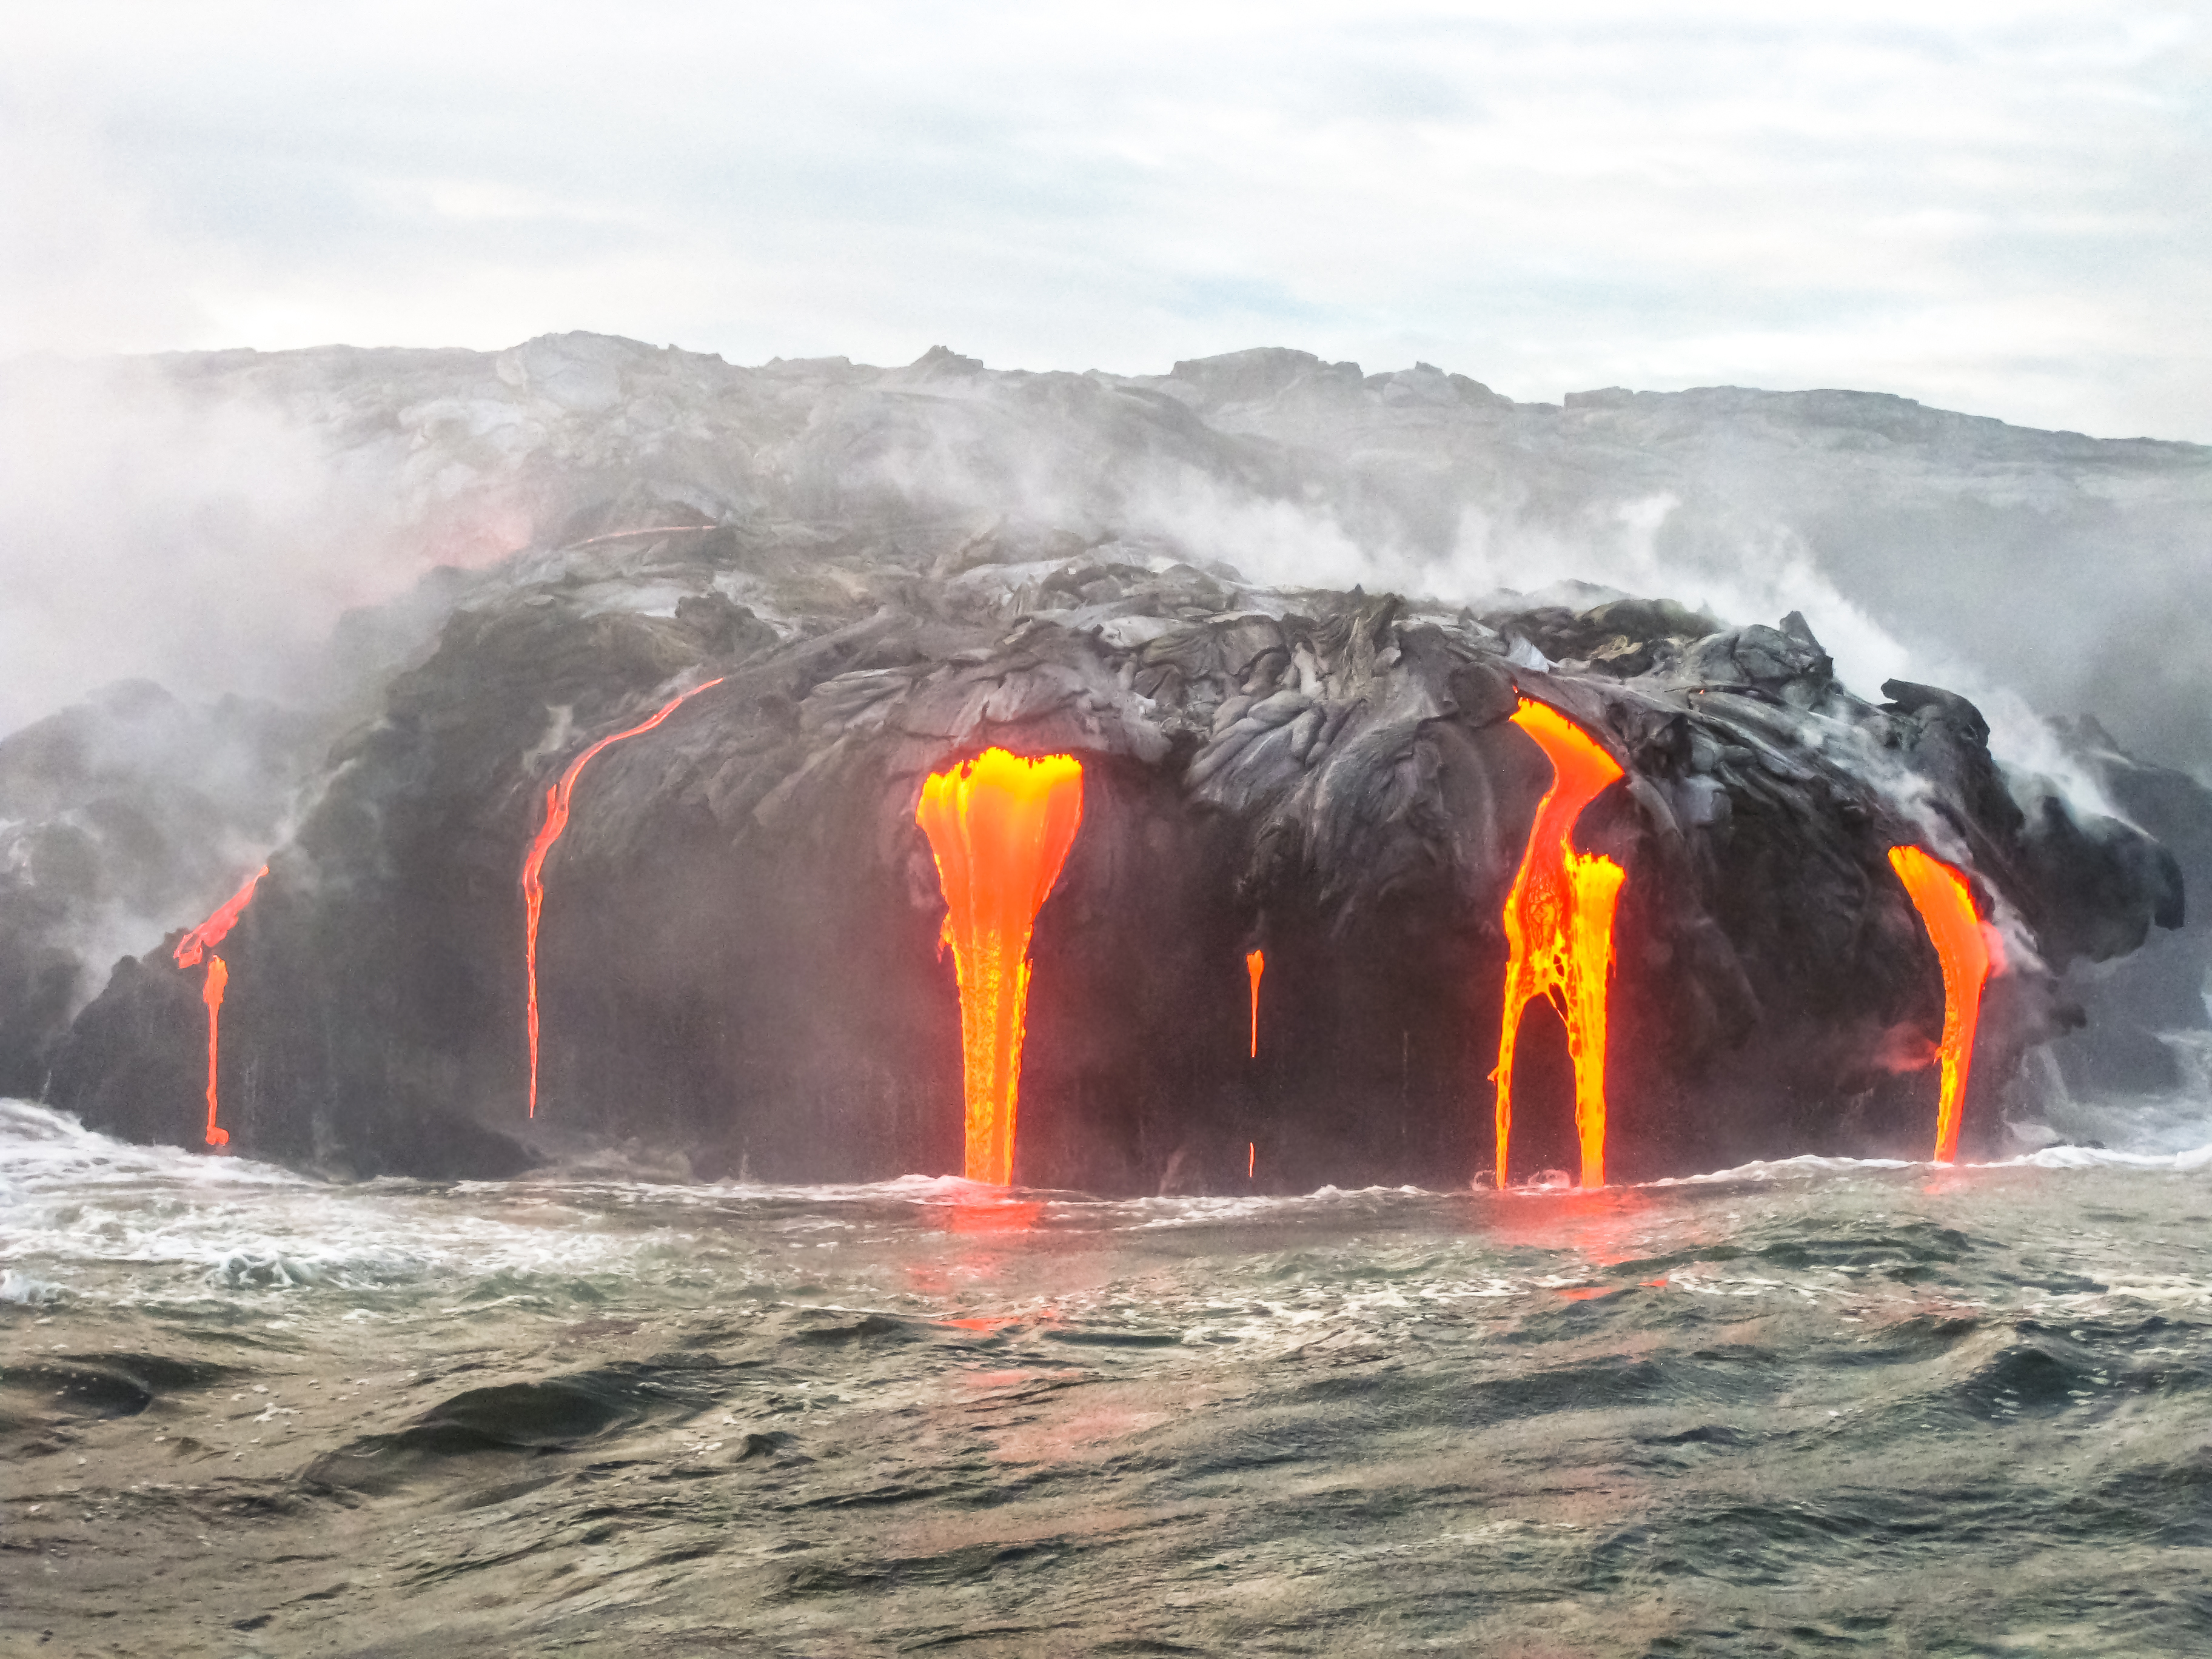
xmin=7 ymin=1094 xmax=2209 ymax=1330
xmin=0 ymin=1099 xmax=706 ymax=1303
xmin=1647 ymin=1144 xmax=2212 ymax=1188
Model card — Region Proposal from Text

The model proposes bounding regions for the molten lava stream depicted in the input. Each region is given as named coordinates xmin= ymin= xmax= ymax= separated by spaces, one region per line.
xmin=916 ymin=748 xmax=1085 ymax=1187
xmin=174 ymin=864 xmax=265 ymax=1149
xmin=1493 ymin=699 xmax=1626 ymax=1190
xmin=173 ymin=865 xmax=266 ymax=971
xmin=200 ymin=957 xmax=230 ymax=1148
xmin=520 ymin=679 xmax=726 ymax=1118
xmin=1887 ymin=845 xmax=1995 ymax=1164
xmin=1245 ymin=949 xmax=1265 ymax=1059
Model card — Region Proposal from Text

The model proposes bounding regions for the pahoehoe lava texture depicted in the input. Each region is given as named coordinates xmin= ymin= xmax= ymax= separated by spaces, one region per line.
xmin=49 ymin=509 xmax=2183 ymax=1188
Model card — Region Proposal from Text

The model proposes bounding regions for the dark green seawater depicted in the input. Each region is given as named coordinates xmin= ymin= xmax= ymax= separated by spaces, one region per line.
xmin=5 ymin=1100 xmax=2211 ymax=1656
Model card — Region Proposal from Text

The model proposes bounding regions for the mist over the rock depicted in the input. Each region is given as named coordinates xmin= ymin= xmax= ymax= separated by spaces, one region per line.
xmin=8 ymin=333 xmax=2211 ymax=765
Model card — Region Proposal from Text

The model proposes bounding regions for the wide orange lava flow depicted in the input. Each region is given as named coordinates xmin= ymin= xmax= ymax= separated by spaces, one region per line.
xmin=1887 ymin=845 xmax=1994 ymax=1163
xmin=200 ymin=956 xmax=230 ymax=1148
xmin=520 ymin=679 xmax=726 ymax=1118
xmin=175 ymin=865 xmax=265 ymax=1149
xmin=1493 ymin=698 xmax=1627 ymax=1190
xmin=916 ymin=748 xmax=1085 ymax=1186
xmin=1245 ymin=949 xmax=1265 ymax=1059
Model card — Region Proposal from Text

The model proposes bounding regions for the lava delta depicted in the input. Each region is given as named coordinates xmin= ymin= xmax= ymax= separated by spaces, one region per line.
xmin=25 ymin=339 xmax=2205 ymax=1191
xmin=50 ymin=531 xmax=2181 ymax=1191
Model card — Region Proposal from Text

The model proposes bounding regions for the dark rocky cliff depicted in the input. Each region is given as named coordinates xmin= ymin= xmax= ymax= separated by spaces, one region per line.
xmin=12 ymin=338 xmax=2207 ymax=1188
xmin=45 ymin=518 xmax=2184 ymax=1189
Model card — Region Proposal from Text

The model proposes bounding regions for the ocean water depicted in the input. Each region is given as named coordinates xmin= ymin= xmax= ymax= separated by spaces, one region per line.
xmin=5 ymin=1098 xmax=2212 ymax=1657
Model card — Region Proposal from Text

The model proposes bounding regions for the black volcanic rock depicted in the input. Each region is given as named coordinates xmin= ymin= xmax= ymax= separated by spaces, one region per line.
xmin=17 ymin=337 xmax=2208 ymax=1185
xmin=0 ymin=682 xmax=319 ymax=1096
xmin=45 ymin=519 xmax=2187 ymax=1188
xmin=2035 ymin=718 xmax=2211 ymax=1102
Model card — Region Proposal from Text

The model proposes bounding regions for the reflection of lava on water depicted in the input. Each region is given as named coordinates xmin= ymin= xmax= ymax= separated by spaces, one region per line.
xmin=916 ymin=749 xmax=1085 ymax=1186
xmin=519 ymin=679 xmax=725 ymax=1118
xmin=1887 ymin=846 xmax=1997 ymax=1164
xmin=1480 ymin=1184 xmax=1664 ymax=1269
xmin=943 ymin=1199 xmax=1044 ymax=1234
xmin=1492 ymin=700 xmax=1626 ymax=1190
xmin=173 ymin=864 xmax=266 ymax=1150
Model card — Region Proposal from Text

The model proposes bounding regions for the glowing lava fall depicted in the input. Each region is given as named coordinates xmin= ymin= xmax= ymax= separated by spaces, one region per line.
xmin=1887 ymin=845 xmax=1996 ymax=1163
xmin=916 ymin=748 xmax=1086 ymax=1186
xmin=173 ymin=864 xmax=266 ymax=1149
xmin=520 ymin=679 xmax=725 ymax=1118
xmin=199 ymin=957 xmax=229 ymax=1148
xmin=1245 ymin=950 xmax=1265 ymax=1059
xmin=1492 ymin=699 xmax=1626 ymax=1190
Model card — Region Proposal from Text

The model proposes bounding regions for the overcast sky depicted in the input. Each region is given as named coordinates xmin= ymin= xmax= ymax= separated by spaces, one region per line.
xmin=4 ymin=1 xmax=2207 ymax=440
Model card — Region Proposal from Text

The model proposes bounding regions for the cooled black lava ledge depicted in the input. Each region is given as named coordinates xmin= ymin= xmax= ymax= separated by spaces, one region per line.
xmin=51 ymin=530 xmax=2182 ymax=1189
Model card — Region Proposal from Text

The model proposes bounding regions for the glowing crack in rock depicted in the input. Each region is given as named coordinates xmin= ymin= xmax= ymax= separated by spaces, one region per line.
xmin=916 ymin=748 xmax=1085 ymax=1186
xmin=1492 ymin=699 xmax=1626 ymax=1190
xmin=1887 ymin=845 xmax=1996 ymax=1164
xmin=1245 ymin=949 xmax=1265 ymax=1059
xmin=173 ymin=864 xmax=265 ymax=1149
xmin=520 ymin=679 xmax=726 ymax=1117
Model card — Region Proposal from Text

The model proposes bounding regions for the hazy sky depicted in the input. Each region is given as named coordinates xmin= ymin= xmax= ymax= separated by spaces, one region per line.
xmin=4 ymin=1 xmax=2207 ymax=440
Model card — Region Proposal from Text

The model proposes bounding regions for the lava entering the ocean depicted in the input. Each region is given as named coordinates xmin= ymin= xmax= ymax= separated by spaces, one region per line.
xmin=1887 ymin=845 xmax=1995 ymax=1163
xmin=520 ymin=679 xmax=726 ymax=1118
xmin=915 ymin=748 xmax=1085 ymax=1186
xmin=173 ymin=865 xmax=265 ymax=1149
xmin=199 ymin=957 xmax=230 ymax=1148
xmin=1245 ymin=950 xmax=1265 ymax=1059
xmin=1492 ymin=699 xmax=1626 ymax=1190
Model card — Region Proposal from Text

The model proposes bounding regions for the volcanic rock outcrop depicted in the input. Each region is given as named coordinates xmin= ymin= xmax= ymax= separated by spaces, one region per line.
xmin=48 ymin=517 xmax=2184 ymax=1190
xmin=0 ymin=682 xmax=317 ymax=1100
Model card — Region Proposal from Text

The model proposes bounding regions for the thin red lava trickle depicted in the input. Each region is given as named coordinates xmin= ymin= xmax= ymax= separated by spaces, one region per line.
xmin=1887 ymin=845 xmax=1996 ymax=1163
xmin=174 ymin=865 xmax=265 ymax=1149
xmin=1245 ymin=948 xmax=1265 ymax=1059
xmin=520 ymin=679 xmax=725 ymax=1118
xmin=173 ymin=866 xmax=266 ymax=970
xmin=915 ymin=748 xmax=1085 ymax=1187
xmin=1493 ymin=698 xmax=1626 ymax=1190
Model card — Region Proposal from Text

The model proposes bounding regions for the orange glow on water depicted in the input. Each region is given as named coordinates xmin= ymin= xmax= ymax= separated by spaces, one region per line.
xmin=916 ymin=748 xmax=1085 ymax=1186
xmin=1245 ymin=949 xmax=1265 ymax=1058
xmin=1887 ymin=845 xmax=1995 ymax=1164
xmin=1481 ymin=1182 xmax=1658 ymax=1265
xmin=520 ymin=679 xmax=725 ymax=1117
xmin=1493 ymin=699 xmax=1626 ymax=1190
xmin=173 ymin=866 xmax=265 ymax=970
xmin=200 ymin=956 xmax=230 ymax=1148
xmin=944 ymin=1199 xmax=1045 ymax=1234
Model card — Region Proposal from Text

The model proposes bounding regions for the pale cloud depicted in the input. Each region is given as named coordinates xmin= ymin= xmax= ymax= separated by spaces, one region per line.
xmin=1 ymin=1 xmax=2207 ymax=437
